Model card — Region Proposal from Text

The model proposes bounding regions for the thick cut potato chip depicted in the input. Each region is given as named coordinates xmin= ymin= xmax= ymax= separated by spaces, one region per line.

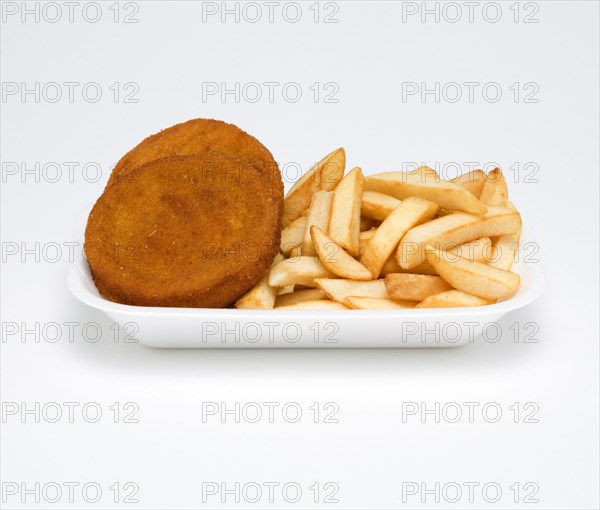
xmin=280 ymin=216 xmax=307 ymax=255
xmin=328 ymin=167 xmax=364 ymax=256
xmin=397 ymin=213 xmax=479 ymax=268
xmin=314 ymin=278 xmax=387 ymax=303
xmin=489 ymin=234 xmax=520 ymax=270
xmin=269 ymin=160 xmax=521 ymax=310
xmin=283 ymin=148 xmax=345 ymax=227
xmin=360 ymin=197 xmax=438 ymax=278
xmin=382 ymin=258 xmax=445 ymax=276
xmin=302 ymin=191 xmax=333 ymax=256
xmin=344 ymin=296 xmax=416 ymax=309
xmin=236 ymin=254 xmax=284 ymax=309
xmin=479 ymin=168 xmax=508 ymax=206
xmin=365 ymin=171 xmax=487 ymax=214
xmin=395 ymin=260 xmax=439 ymax=275
xmin=361 ymin=191 xmax=401 ymax=220
xmin=289 ymin=246 xmax=303 ymax=258
xmin=277 ymin=285 xmax=295 ymax=295
xmin=416 ymin=290 xmax=491 ymax=308
xmin=385 ymin=273 xmax=453 ymax=301
xmin=425 ymin=245 xmax=520 ymax=300
xmin=449 ymin=170 xmax=485 ymax=197
xmin=360 ymin=229 xmax=377 ymax=241
xmin=397 ymin=207 xmax=521 ymax=269
xmin=359 ymin=229 xmax=377 ymax=256
xmin=382 ymin=237 xmax=491 ymax=276
xmin=488 ymin=201 xmax=520 ymax=270
xmin=276 ymin=300 xmax=348 ymax=310
xmin=311 ymin=226 xmax=372 ymax=280
xmin=454 ymin=237 xmax=493 ymax=262
xmin=269 ymin=256 xmax=336 ymax=287
xmin=274 ymin=289 xmax=326 ymax=307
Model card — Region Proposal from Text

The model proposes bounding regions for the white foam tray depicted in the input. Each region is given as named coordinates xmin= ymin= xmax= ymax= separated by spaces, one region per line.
xmin=68 ymin=207 xmax=543 ymax=348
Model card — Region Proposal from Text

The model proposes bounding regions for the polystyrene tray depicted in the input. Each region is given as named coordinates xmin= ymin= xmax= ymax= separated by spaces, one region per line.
xmin=68 ymin=207 xmax=543 ymax=348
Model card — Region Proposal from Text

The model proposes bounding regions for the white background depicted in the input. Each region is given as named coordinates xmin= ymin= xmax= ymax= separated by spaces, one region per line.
xmin=1 ymin=1 xmax=599 ymax=508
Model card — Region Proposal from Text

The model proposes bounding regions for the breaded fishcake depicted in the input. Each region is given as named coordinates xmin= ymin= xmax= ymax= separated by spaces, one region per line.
xmin=85 ymin=153 xmax=282 ymax=308
xmin=107 ymin=119 xmax=283 ymax=208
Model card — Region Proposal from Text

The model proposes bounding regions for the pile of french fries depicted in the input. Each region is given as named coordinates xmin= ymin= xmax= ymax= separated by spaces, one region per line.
xmin=236 ymin=148 xmax=523 ymax=310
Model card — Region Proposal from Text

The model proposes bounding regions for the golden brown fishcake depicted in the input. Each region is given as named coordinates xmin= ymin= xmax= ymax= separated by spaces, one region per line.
xmin=86 ymin=153 xmax=282 ymax=308
xmin=107 ymin=118 xmax=283 ymax=206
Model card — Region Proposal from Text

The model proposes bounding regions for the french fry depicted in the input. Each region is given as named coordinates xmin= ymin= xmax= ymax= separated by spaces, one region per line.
xmin=315 ymin=278 xmax=387 ymax=303
xmin=385 ymin=273 xmax=453 ymax=301
xmin=396 ymin=260 xmax=439 ymax=275
xmin=380 ymin=256 xmax=441 ymax=276
xmin=488 ymin=200 xmax=520 ymax=270
xmin=280 ymin=216 xmax=307 ymax=255
xmin=311 ymin=226 xmax=372 ymax=280
xmin=479 ymin=168 xmax=508 ymax=206
xmin=276 ymin=300 xmax=348 ymax=310
xmin=275 ymin=289 xmax=326 ymax=307
xmin=365 ymin=171 xmax=487 ymax=214
xmin=293 ymin=284 xmax=313 ymax=291
xmin=302 ymin=191 xmax=333 ymax=256
xmin=358 ymin=239 xmax=368 ymax=257
xmin=344 ymin=296 xmax=416 ymax=310
xmin=359 ymin=229 xmax=377 ymax=256
xmin=454 ymin=237 xmax=493 ymax=262
xmin=271 ymin=159 xmax=520 ymax=310
xmin=381 ymin=238 xmax=490 ymax=276
xmin=328 ymin=167 xmax=364 ymax=256
xmin=489 ymin=234 xmax=520 ymax=270
xmin=397 ymin=207 xmax=521 ymax=269
xmin=282 ymin=147 xmax=345 ymax=227
xmin=425 ymin=245 xmax=520 ymax=300
xmin=360 ymin=197 xmax=438 ymax=278
xmin=289 ymin=246 xmax=303 ymax=258
xmin=361 ymin=191 xmax=401 ymax=220
xmin=381 ymin=255 xmax=410 ymax=275
xmin=398 ymin=213 xmax=480 ymax=269
xmin=269 ymin=257 xmax=336 ymax=287
xmin=277 ymin=285 xmax=295 ymax=295
xmin=416 ymin=290 xmax=492 ymax=308
xmin=235 ymin=254 xmax=284 ymax=309
xmin=359 ymin=229 xmax=377 ymax=241
xmin=449 ymin=170 xmax=485 ymax=197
